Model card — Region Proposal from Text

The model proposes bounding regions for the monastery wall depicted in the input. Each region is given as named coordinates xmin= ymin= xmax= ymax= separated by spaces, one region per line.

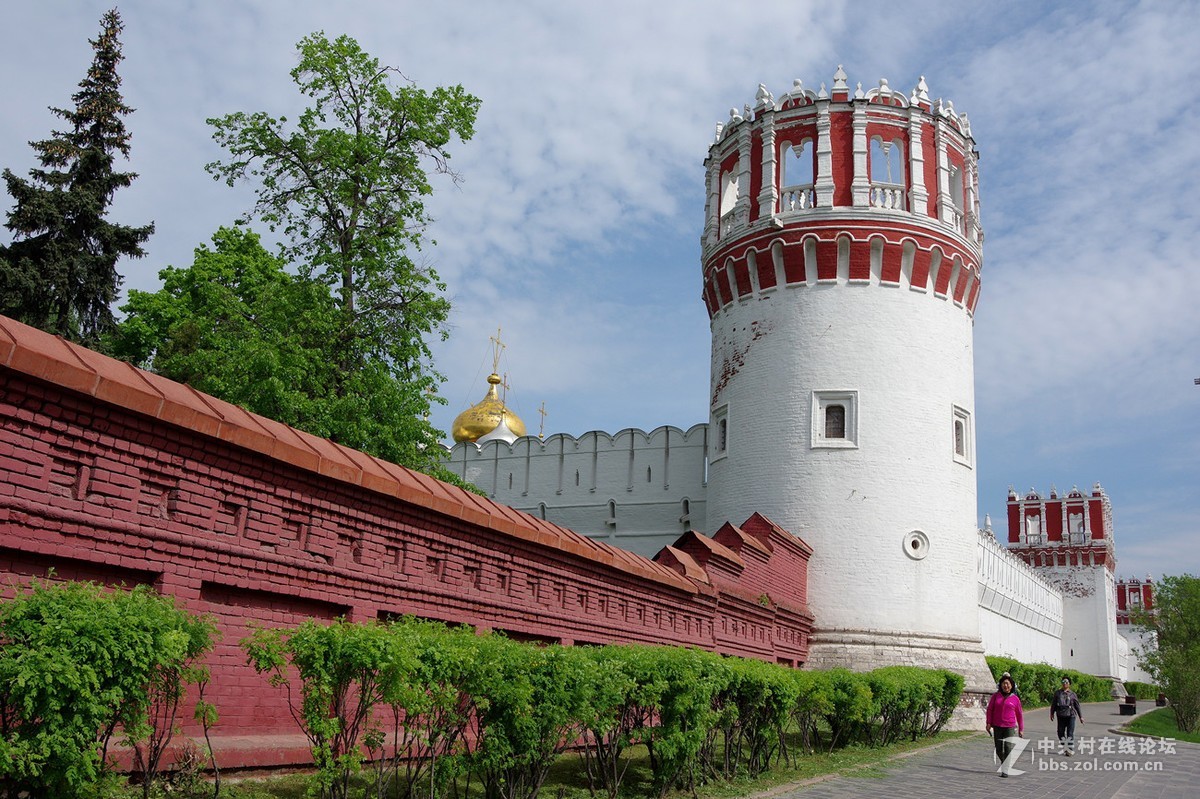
xmin=976 ymin=528 xmax=1063 ymax=665
xmin=444 ymin=425 xmax=708 ymax=557
xmin=0 ymin=316 xmax=813 ymax=768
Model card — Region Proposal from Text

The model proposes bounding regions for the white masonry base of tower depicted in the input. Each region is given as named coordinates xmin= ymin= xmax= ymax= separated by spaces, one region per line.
xmin=701 ymin=70 xmax=992 ymax=725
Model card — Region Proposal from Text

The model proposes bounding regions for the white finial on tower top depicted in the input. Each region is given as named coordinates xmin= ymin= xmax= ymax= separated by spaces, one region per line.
xmin=744 ymin=102 xmax=753 ymax=121
xmin=916 ymin=76 xmax=929 ymax=103
xmin=729 ymin=107 xmax=743 ymax=124
xmin=793 ymin=78 xmax=804 ymax=92
xmin=755 ymin=83 xmax=774 ymax=109
xmin=854 ymin=81 xmax=864 ymax=100
xmin=818 ymin=82 xmax=828 ymax=99
xmin=714 ymin=121 xmax=724 ymax=141
xmin=984 ymin=513 xmax=993 ymax=534
xmin=833 ymin=65 xmax=848 ymax=90
xmin=878 ymin=77 xmax=890 ymax=100
xmin=960 ymin=112 xmax=971 ymax=137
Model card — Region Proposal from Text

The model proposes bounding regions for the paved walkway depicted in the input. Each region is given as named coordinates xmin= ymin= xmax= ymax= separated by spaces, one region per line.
xmin=764 ymin=702 xmax=1198 ymax=799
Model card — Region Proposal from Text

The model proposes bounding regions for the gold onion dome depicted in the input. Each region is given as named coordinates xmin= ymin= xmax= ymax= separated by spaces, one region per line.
xmin=451 ymin=373 xmax=527 ymax=443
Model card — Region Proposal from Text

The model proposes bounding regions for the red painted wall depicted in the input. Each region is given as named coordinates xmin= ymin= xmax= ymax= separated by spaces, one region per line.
xmin=0 ymin=316 xmax=814 ymax=767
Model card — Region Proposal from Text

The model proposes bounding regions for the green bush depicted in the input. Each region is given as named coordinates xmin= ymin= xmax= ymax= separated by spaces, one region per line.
xmin=239 ymin=619 xmax=967 ymax=799
xmin=862 ymin=667 xmax=963 ymax=745
xmin=0 ymin=581 xmax=214 ymax=799
xmin=985 ymin=656 xmax=1112 ymax=707
xmin=1125 ymin=681 xmax=1161 ymax=701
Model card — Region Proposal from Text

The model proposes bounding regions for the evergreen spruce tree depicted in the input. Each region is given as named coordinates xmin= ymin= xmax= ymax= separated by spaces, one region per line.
xmin=0 ymin=8 xmax=153 ymax=344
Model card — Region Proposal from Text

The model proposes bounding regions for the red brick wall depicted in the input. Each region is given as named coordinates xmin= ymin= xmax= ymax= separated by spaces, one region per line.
xmin=0 ymin=316 xmax=814 ymax=767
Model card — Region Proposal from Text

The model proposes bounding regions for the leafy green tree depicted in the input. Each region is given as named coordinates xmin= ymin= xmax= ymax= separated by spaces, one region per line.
xmin=1135 ymin=574 xmax=1200 ymax=732
xmin=205 ymin=31 xmax=480 ymax=455
xmin=0 ymin=581 xmax=213 ymax=799
xmin=109 ymin=226 xmax=476 ymax=485
xmin=0 ymin=8 xmax=153 ymax=345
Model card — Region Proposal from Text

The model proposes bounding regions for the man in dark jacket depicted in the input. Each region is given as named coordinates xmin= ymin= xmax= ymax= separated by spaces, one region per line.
xmin=1051 ymin=676 xmax=1085 ymax=755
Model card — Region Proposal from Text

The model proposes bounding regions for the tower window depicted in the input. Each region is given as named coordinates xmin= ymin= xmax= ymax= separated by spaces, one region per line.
xmin=952 ymin=405 xmax=972 ymax=467
xmin=711 ymin=405 xmax=729 ymax=461
xmin=780 ymin=140 xmax=815 ymax=210
xmin=825 ymin=405 xmax=846 ymax=439
xmin=812 ymin=391 xmax=858 ymax=449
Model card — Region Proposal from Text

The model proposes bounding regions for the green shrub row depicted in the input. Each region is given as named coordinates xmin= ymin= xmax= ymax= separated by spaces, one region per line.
xmin=246 ymin=617 xmax=964 ymax=799
xmin=1124 ymin=681 xmax=1162 ymax=701
xmin=985 ymin=656 xmax=1113 ymax=706
xmin=0 ymin=581 xmax=963 ymax=799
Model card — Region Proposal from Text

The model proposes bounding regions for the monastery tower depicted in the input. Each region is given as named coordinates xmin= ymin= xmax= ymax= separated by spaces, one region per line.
xmin=701 ymin=68 xmax=992 ymax=697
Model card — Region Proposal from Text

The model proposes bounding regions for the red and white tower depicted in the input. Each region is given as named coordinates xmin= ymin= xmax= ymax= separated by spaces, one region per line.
xmin=1007 ymin=482 xmax=1123 ymax=682
xmin=701 ymin=68 xmax=991 ymax=701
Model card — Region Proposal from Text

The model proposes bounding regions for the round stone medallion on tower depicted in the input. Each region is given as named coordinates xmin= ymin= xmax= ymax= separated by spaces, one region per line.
xmin=700 ymin=67 xmax=992 ymax=723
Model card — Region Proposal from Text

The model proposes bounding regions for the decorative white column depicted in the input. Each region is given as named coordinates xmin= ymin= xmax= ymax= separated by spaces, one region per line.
xmin=758 ymin=109 xmax=778 ymax=219
xmin=814 ymin=101 xmax=835 ymax=207
xmin=934 ymin=118 xmax=954 ymax=226
xmin=703 ymin=155 xmax=720 ymax=248
xmin=907 ymin=111 xmax=928 ymax=217
xmin=851 ymin=101 xmax=870 ymax=207
xmin=735 ymin=122 xmax=754 ymax=228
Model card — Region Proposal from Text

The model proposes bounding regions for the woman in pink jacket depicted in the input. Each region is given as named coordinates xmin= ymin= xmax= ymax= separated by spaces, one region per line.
xmin=985 ymin=674 xmax=1024 ymax=776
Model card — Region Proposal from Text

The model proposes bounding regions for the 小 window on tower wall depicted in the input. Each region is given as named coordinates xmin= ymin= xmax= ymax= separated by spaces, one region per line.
xmin=711 ymin=405 xmax=729 ymax=461
xmin=812 ymin=390 xmax=858 ymax=448
xmin=952 ymin=405 xmax=972 ymax=467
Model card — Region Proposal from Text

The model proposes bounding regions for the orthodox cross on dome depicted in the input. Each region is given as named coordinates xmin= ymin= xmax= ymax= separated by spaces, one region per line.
xmin=489 ymin=326 xmax=506 ymax=374
xmin=538 ymin=402 xmax=547 ymax=440
xmin=501 ymin=372 xmax=511 ymax=403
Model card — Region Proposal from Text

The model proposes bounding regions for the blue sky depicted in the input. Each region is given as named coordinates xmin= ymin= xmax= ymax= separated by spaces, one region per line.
xmin=2 ymin=1 xmax=1197 ymax=579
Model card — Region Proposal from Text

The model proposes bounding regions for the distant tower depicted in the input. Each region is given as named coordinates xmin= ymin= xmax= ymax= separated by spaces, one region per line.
xmin=1007 ymin=483 xmax=1124 ymax=687
xmin=701 ymin=69 xmax=991 ymax=699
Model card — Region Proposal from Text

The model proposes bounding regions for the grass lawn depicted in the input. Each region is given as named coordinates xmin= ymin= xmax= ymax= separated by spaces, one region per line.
xmin=191 ymin=730 xmax=974 ymax=799
xmin=1126 ymin=708 xmax=1200 ymax=744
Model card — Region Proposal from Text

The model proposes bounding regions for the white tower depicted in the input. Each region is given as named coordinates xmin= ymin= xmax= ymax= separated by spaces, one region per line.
xmin=701 ymin=70 xmax=993 ymax=702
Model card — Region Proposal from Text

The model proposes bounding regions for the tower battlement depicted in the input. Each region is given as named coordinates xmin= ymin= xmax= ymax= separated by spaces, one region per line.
xmin=701 ymin=67 xmax=982 ymax=320
xmin=1006 ymin=482 xmax=1117 ymax=571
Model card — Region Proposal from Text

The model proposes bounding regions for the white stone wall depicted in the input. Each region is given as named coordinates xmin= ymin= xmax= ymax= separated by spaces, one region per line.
xmin=704 ymin=253 xmax=984 ymax=684
xmin=1039 ymin=565 xmax=1121 ymax=678
xmin=1117 ymin=625 xmax=1157 ymax=685
xmin=443 ymin=425 xmax=708 ymax=558
xmin=977 ymin=530 xmax=1063 ymax=665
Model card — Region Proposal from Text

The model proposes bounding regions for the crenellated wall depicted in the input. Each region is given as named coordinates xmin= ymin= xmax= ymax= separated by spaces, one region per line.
xmin=444 ymin=425 xmax=709 ymax=557
xmin=976 ymin=527 xmax=1063 ymax=665
xmin=0 ymin=315 xmax=814 ymax=768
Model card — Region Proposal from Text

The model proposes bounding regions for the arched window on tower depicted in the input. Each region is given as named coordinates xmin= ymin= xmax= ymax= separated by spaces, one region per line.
xmin=680 ymin=498 xmax=692 ymax=532
xmin=1068 ymin=511 xmax=1085 ymax=544
xmin=605 ymin=500 xmax=617 ymax=530
xmin=948 ymin=163 xmax=965 ymax=231
xmin=780 ymin=140 xmax=814 ymax=210
xmin=869 ymin=137 xmax=905 ymax=209
xmin=719 ymin=170 xmax=738 ymax=236
xmin=1025 ymin=513 xmax=1042 ymax=545
xmin=825 ymin=404 xmax=846 ymax=439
